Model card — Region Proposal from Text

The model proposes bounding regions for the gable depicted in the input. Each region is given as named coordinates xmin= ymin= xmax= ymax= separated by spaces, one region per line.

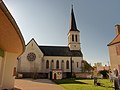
xmin=25 ymin=38 xmax=44 ymax=56
xmin=108 ymin=34 xmax=120 ymax=46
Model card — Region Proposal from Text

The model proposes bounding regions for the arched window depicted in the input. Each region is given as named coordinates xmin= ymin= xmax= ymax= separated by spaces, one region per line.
xmin=56 ymin=60 xmax=59 ymax=69
xmin=75 ymin=35 xmax=77 ymax=42
xmin=31 ymin=43 xmax=33 ymax=47
xmin=72 ymin=34 xmax=74 ymax=41
xmin=46 ymin=60 xmax=49 ymax=69
xmin=51 ymin=60 xmax=54 ymax=69
xmin=61 ymin=60 xmax=64 ymax=70
xmin=66 ymin=60 xmax=69 ymax=69
xmin=72 ymin=60 xmax=74 ymax=63
xmin=77 ymin=62 xmax=79 ymax=68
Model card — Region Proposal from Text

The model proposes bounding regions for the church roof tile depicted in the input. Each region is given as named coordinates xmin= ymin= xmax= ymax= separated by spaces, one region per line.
xmin=69 ymin=5 xmax=79 ymax=32
xmin=39 ymin=46 xmax=83 ymax=57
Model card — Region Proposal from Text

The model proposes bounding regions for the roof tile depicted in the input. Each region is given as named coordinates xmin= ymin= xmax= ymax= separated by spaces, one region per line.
xmin=108 ymin=34 xmax=120 ymax=46
xmin=39 ymin=46 xmax=83 ymax=57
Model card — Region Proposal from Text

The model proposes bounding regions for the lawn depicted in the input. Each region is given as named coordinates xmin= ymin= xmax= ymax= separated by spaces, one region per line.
xmin=52 ymin=79 xmax=114 ymax=90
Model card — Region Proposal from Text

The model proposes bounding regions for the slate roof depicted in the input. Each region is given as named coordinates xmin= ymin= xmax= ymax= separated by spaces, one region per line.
xmin=69 ymin=5 xmax=79 ymax=32
xmin=39 ymin=46 xmax=83 ymax=57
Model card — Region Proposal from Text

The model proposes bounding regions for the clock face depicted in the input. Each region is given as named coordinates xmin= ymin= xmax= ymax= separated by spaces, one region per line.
xmin=27 ymin=52 xmax=36 ymax=61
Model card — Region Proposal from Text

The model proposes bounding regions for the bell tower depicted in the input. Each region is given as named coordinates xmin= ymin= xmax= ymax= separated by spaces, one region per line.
xmin=68 ymin=5 xmax=81 ymax=50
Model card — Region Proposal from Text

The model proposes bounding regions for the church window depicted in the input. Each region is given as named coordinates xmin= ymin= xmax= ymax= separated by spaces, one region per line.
xmin=56 ymin=60 xmax=59 ymax=69
xmin=31 ymin=43 xmax=33 ymax=47
xmin=116 ymin=45 xmax=120 ymax=55
xmin=51 ymin=60 xmax=54 ymax=69
xmin=77 ymin=62 xmax=79 ymax=68
xmin=46 ymin=60 xmax=49 ymax=69
xmin=27 ymin=52 xmax=36 ymax=61
xmin=72 ymin=60 xmax=74 ymax=63
xmin=75 ymin=35 xmax=77 ymax=42
xmin=72 ymin=34 xmax=74 ymax=41
xmin=61 ymin=60 xmax=64 ymax=70
xmin=66 ymin=60 xmax=69 ymax=69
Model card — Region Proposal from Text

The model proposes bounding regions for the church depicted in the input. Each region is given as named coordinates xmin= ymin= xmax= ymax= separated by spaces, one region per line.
xmin=17 ymin=7 xmax=83 ymax=79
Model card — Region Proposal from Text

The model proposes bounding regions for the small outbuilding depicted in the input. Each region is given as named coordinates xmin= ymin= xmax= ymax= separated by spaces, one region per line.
xmin=52 ymin=69 xmax=62 ymax=80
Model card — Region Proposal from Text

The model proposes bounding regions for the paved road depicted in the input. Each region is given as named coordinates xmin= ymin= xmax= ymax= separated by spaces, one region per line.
xmin=14 ymin=79 xmax=65 ymax=90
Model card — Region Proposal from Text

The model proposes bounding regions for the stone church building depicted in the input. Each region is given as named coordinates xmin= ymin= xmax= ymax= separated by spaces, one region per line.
xmin=17 ymin=7 xmax=84 ymax=79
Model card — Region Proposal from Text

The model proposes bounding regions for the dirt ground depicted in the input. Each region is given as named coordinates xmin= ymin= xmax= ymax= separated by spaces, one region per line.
xmin=14 ymin=79 xmax=65 ymax=90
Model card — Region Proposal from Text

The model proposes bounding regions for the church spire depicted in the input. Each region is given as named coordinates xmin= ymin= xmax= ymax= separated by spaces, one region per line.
xmin=70 ymin=5 xmax=79 ymax=31
xmin=68 ymin=5 xmax=81 ymax=50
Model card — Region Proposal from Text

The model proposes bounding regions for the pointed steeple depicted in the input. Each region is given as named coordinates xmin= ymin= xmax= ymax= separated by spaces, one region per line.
xmin=68 ymin=5 xmax=81 ymax=50
xmin=70 ymin=5 xmax=79 ymax=32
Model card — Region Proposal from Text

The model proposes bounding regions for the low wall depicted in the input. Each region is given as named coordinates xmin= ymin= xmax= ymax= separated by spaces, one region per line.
xmin=74 ymin=72 xmax=92 ymax=78
xmin=17 ymin=72 xmax=48 ymax=79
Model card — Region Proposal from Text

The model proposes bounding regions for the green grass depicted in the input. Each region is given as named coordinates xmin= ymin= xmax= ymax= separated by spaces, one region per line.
xmin=52 ymin=79 xmax=114 ymax=90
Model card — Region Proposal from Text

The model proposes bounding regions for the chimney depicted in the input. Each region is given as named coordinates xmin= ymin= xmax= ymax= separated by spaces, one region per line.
xmin=115 ymin=24 xmax=120 ymax=35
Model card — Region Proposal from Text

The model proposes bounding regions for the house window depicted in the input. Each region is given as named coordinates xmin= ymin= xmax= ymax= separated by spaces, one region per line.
xmin=75 ymin=35 xmax=77 ymax=42
xmin=72 ymin=34 xmax=74 ymax=41
xmin=56 ymin=60 xmax=59 ymax=69
xmin=118 ymin=65 xmax=120 ymax=73
xmin=13 ymin=67 xmax=16 ymax=76
xmin=77 ymin=62 xmax=79 ymax=68
xmin=66 ymin=60 xmax=69 ymax=69
xmin=116 ymin=45 xmax=120 ymax=55
xmin=46 ymin=60 xmax=49 ymax=69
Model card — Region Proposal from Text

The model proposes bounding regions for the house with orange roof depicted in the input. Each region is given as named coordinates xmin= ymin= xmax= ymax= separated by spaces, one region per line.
xmin=108 ymin=24 xmax=120 ymax=73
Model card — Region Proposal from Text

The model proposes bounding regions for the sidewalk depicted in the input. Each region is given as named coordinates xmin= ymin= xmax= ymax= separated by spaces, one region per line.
xmin=14 ymin=79 xmax=65 ymax=90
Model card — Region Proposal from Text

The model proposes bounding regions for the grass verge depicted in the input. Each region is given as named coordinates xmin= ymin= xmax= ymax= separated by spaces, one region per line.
xmin=52 ymin=78 xmax=114 ymax=90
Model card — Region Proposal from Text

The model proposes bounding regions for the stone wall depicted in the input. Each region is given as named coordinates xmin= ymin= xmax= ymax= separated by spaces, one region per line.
xmin=75 ymin=72 xmax=92 ymax=78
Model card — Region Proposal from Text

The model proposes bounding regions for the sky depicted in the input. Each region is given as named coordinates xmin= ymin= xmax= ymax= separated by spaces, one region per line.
xmin=3 ymin=0 xmax=120 ymax=66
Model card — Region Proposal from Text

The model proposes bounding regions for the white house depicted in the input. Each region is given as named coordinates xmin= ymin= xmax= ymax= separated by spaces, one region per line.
xmin=17 ymin=6 xmax=83 ymax=79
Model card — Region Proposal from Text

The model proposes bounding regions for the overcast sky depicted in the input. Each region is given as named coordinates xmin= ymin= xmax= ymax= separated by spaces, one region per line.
xmin=4 ymin=0 xmax=120 ymax=65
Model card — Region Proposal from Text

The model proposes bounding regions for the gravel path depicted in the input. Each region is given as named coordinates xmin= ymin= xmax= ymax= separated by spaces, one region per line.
xmin=14 ymin=79 xmax=65 ymax=90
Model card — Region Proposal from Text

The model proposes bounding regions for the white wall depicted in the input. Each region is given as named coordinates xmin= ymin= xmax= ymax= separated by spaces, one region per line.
xmin=68 ymin=31 xmax=80 ymax=50
xmin=43 ymin=56 xmax=83 ymax=73
xmin=72 ymin=57 xmax=83 ymax=72
xmin=0 ymin=52 xmax=18 ymax=89
xmin=108 ymin=43 xmax=120 ymax=72
xmin=18 ymin=40 xmax=44 ymax=73
xmin=18 ymin=39 xmax=83 ymax=74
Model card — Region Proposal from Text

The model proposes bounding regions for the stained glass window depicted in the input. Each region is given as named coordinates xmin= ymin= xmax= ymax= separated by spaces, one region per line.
xmin=27 ymin=52 xmax=36 ymax=61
